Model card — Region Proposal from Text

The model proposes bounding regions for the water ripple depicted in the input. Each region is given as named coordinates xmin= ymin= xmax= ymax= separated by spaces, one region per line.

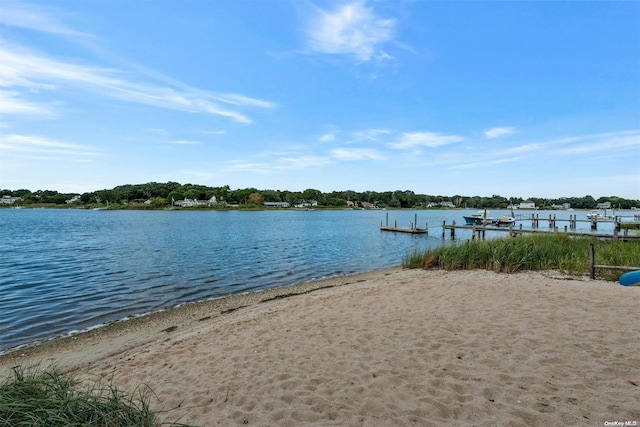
xmin=0 ymin=208 xmax=616 ymax=352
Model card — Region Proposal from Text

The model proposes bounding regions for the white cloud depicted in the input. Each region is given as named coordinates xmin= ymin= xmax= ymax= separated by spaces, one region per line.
xmin=0 ymin=43 xmax=276 ymax=123
xmin=227 ymin=154 xmax=332 ymax=173
xmin=0 ymin=1 xmax=92 ymax=38
xmin=555 ymin=130 xmax=639 ymax=155
xmin=319 ymin=131 xmax=339 ymax=142
xmin=331 ymin=147 xmax=385 ymax=160
xmin=449 ymin=156 xmax=522 ymax=170
xmin=352 ymin=128 xmax=391 ymax=141
xmin=0 ymin=133 xmax=101 ymax=160
xmin=388 ymin=132 xmax=463 ymax=149
xmin=305 ymin=1 xmax=396 ymax=61
xmin=484 ymin=127 xmax=516 ymax=139
xmin=0 ymin=90 xmax=55 ymax=116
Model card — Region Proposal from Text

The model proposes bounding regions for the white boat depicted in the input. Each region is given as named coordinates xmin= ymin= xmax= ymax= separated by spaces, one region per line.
xmin=463 ymin=210 xmax=494 ymax=225
xmin=494 ymin=215 xmax=515 ymax=226
xmin=587 ymin=210 xmax=614 ymax=220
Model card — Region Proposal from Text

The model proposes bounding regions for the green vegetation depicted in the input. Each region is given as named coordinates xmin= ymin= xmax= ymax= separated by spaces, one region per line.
xmin=2 ymin=182 xmax=639 ymax=210
xmin=0 ymin=365 xmax=193 ymax=427
xmin=620 ymin=222 xmax=640 ymax=230
xmin=403 ymin=234 xmax=640 ymax=280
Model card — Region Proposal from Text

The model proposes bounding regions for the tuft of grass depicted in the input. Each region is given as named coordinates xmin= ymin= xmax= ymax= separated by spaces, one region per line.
xmin=403 ymin=234 xmax=640 ymax=280
xmin=0 ymin=365 xmax=195 ymax=426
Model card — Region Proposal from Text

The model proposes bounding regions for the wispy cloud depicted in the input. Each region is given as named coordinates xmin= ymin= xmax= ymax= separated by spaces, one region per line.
xmin=388 ymin=132 xmax=463 ymax=149
xmin=0 ymin=43 xmax=274 ymax=123
xmin=0 ymin=3 xmax=276 ymax=124
xmin=0 ymin=1 xmax=92 ymax=38
xmin=331 ymin=147 xmax=385 ymax=160
xmin=449 ymin=156 xmax=523 ymax=170
xmin=319 ymin=130 xmax=340 ymax=142
xmin=554 ymin=130 xmax=639 ymax=155
xmin=352 ymin=128 xmax=391 ymax=141
xmin=0 ymin=90 xmax=55 ymax=116
xmin=305 ymin=1 xmax=396 ymax=61
xmin=0 ymin=133 xmax=102 ymax=160
xmin=484 ymin=127 xmax=516 ymax=139
xmin=226 ymin=155 xmax=332 ymax=174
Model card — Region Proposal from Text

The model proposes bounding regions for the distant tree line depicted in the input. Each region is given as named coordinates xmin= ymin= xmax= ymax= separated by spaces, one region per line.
xmin=2 ymin=182 xmax=639 ymax=210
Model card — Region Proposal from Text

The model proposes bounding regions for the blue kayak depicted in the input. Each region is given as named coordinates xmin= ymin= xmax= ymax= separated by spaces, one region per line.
xmin=619 ymin=270 xmax=640 ymax=287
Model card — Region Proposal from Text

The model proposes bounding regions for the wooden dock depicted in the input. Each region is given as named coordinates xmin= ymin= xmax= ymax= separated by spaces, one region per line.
xmin=380 ymin=212 xmax=639 ymax=241
xmin=380 ymin=213 xmax=429 ymax=234
xmin=380 ymin=226 xmax=428 ymax=234
xmin=441 ymin=221 xmax=640 ymax=241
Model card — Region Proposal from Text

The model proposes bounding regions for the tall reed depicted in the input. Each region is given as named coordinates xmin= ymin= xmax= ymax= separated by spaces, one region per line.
xmin=403 ymin=234 xmax=640 ymax=280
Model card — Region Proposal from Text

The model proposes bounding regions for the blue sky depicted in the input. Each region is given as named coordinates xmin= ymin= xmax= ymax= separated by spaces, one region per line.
xmin=1 ymin=0 xmax=639 ymax=199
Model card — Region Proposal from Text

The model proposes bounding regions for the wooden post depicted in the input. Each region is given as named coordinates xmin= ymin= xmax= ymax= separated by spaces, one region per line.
xmin=451 ymin=220 xmax=456 ymax=240
xmin=589 ymin=243 xmax=595 ymax=280
xmin=386 ymin=212 xmax=389 ymax=227
xmin=442 ymin=220 xmax=446 ymax=240
xmin=414 ymin=213 xmax=418 ymax=231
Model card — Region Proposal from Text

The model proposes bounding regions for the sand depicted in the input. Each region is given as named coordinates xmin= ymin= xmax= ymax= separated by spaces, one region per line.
xmin=1 ymin=268 xmax=639 ymax=426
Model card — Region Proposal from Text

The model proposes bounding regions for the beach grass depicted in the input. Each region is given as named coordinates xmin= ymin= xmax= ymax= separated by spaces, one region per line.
xmin=0 ymin=365 xmax=194 ymax=427
xmin=403 ymin=234 xmax=640 ymax=280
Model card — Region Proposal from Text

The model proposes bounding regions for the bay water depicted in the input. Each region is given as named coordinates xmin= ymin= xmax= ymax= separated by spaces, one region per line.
xmin=0 ymin=208 xmax=619 ymax=352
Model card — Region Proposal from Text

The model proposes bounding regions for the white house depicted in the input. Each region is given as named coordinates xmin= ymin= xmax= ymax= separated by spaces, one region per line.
xmin=519 ymin=200 xmax=536 ymax=209
xmin=0 ymin=195 xmax=22 ymax=205
xmin=66 ymin=195 xmax=82 ymax=204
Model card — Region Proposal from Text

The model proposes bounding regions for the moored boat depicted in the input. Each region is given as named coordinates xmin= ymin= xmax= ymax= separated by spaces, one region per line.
xmin=494 ymin=215 xmax=516 ymax=226
xmin=463 ymin=210 xmax=494 ymax=225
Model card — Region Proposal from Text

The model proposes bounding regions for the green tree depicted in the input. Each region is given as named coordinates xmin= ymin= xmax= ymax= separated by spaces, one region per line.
xmin=247 ymin=192 xmax=264 ymax=205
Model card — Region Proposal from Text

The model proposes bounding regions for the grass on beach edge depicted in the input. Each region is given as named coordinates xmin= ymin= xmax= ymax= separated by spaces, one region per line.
xmin=403 ymin=233 xmax=640 ymax=280
xmin=0 ymin=365 xmax=195 ymax=427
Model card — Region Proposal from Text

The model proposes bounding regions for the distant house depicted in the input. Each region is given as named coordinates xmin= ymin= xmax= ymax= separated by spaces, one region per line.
xmin=596 ymin=202 xmax=611 ymax=209
xmin=552 ymin=203 xmax=571 ymax=210
xmin=264 ymin=202 xmax=290 ymax=208
xmin=0 ymin=195 xmax=22 ymax=205
xmin=65 ymin=195 xmax=82 ymax=204
xmin=439 ymin=201 xmax=455 ymax=208
xmin=294 ymin=199 xmax=318 ymax=208
xmin=360 ymin=201 xmax=375 ymax=210
xmin=174 ymin=198 xmax=195 ymax=207
xmin=519 ymin=200 xmax=536 ymax=209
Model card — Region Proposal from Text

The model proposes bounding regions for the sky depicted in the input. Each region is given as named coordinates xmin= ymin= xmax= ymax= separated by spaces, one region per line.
xmin=1 ymin=0 xmax=639 ymax=199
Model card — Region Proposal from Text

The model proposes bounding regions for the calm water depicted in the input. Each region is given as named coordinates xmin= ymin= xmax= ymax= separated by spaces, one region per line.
xmin=0 ymin=208 xmax=621 ymax=352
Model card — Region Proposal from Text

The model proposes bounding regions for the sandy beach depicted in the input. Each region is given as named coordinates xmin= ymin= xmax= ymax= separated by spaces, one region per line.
xmin=2 ymin=267 xmax=639 ymax=426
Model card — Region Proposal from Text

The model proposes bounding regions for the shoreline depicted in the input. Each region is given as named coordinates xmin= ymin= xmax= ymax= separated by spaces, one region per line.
xmin=0 ymin=267 xmax=400 ymax=374
xmin=2 ymin=267 xmax=639 ymax=426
